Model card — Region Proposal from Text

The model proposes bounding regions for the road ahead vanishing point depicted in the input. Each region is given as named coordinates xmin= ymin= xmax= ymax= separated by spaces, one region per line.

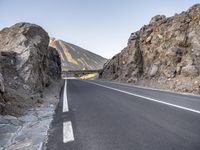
xmin=46 ymin=79 xmax=200 ymax=150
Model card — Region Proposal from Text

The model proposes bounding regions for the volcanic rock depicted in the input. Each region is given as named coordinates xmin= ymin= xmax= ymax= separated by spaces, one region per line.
xmin=100 ymin=4 xmax=200 ymax=94
xmin=0 ymin=22 xmax=61 ymax=115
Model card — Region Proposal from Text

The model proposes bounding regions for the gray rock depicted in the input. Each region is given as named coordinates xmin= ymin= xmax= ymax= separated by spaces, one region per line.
xmin=0 ymin=73 xmax=4 ymax=93
xmin=6 ymin=138 xmax=32 ymax=150
xmin=3 ymin=115 xmax=17 ymax=120
xmin=37 ymin=110 xmax=54 ymax=119
xmin=10 ymin=119 xmax=23 ymax=126
xmin=14 ymin=144 xmax=39 ymax=150
xmin=0 ymin=124 xmax=19 ymax=134
xmin=0 ymin=133 xmax=14 ymax=147
xmin=145 ymin=35 xmax=152 ymax=43
xmin=0 ymin=22 xmax=61 ymax=115
xmin=181 ymin=65 xmax=199 ymax=77
xmin=149 ymin=15 xmax=166 ymax=24
xmin=149 ymin=65 xmax=159 ymax=77
xmin=0 ymin=23 xmax=50 ymax=91
xmin=18 ymin=115 xmax=38 ymax=122
xmin=22 ymin=84 xmax=31 ymax=91
xmin=0 ymin=118 xmax=9 ymax=124
xmin=0 ymin=124 xmax=5 ymax=128
xmin=100 ymin=4 xmax=200 ymax=94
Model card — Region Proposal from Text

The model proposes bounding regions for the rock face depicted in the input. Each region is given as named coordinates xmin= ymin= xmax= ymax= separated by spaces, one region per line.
xmin=0 ymin=73 xmax=4 ymax=93
xmin=0 ymin=23 xmax=61 ymax=115
xmin=49 ymin=38 xmax=107 ymax=71
xmin=100 ymin=4 xmax=200 ymax=94
xmin=47 ymin=46 xmax=61 ymax=80
xmin=0 ymin=23 xmax=51 ymax=91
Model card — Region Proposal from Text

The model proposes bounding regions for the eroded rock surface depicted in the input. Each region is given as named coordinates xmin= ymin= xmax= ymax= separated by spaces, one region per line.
xmin=100 ymin=4 xmax=200 ymax=94
xmin=0 ymin=22 xmax=61 ymax=115
xmin=0 ymin=23 xmax=51 ymax=91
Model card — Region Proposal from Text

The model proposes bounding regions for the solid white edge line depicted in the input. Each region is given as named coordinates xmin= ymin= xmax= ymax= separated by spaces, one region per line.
xmin=63 ymin=121 xmax=74 ymax=143
xmin=97 ymin=80 xmax=200 ymax=98
xmin=63 ymin=80 xmax=69 ymax=112
xmin=86 ymin=81 xmax=200 ymax=114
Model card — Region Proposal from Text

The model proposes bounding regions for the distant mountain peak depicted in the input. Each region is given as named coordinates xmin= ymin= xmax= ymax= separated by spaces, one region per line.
xmin=49 ymin=38 xmax=107 ymax=71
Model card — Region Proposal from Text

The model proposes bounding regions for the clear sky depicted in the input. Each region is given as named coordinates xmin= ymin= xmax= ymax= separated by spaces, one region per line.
xmin=0 ymin=0 xmax=199 ymax=58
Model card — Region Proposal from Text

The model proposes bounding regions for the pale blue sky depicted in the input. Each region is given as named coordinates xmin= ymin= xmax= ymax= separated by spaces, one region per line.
xmin=0 ymin=0 xmax=199 ymax=58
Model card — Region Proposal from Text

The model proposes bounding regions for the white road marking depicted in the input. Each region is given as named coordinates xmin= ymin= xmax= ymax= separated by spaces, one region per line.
xmin=62 ymin=80 xmax=75 ymax=143
xmin=63 ymin=80 xmax=69 ymax=112
xmin=86 ymin=81 xmax=200 ymax=114
xmin=63 ymin=121 xmax=74 ymax=143
xmin=98 ymin=80 xmax=200 ymax=98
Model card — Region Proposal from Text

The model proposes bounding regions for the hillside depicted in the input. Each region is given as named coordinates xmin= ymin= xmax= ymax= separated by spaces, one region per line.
xmin=100 ymin=4 xmax=200 ymax=95
xmin=49 ymin=38 xmax=107 ymax=71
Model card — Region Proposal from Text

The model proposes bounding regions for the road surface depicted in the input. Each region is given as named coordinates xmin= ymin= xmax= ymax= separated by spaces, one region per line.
xmin=46 ymin=79 xmax=200 ymax=150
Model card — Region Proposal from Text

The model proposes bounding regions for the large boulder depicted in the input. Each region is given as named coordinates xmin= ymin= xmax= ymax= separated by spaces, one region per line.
xmin=100 ymin=4 xmax=200 ymax=94
xmin=0 ymin=22 xmax=61 ymax=115
xmin=0 ymin=23 xmax=50 ymax=91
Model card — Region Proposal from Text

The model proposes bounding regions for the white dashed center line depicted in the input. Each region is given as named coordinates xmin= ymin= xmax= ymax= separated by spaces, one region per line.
xmin=62 ymin=80 xmax=75 ymax=143
xmin=63 ymin=80 xmax=69 ymax=112
xmin=63 ymin=121 xmax=74 ymax=143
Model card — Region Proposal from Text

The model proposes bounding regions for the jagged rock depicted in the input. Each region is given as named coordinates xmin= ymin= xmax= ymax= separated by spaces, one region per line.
xmin=149 ymin=65 xmax=159 ymax=77
xmin=0 ymin=73 xmax=5 ymax=113
xmin=0 ymin=51 xmax=18 ymax=90
xmin=181 ymin=65 xmax=199 ymax=77
xmin=0 ymin=22 xmax=61 ymax=115
xmin=149 ymin=15 xmax=166 ymax=24
xmin=145 ymin=35 xmax=152 ymax=43
xmin=176 ymin=64 xmax=183 ymax=75
xmin=0 ymin=73 xmax=4 ymax=93
xmin=47 ymin=46 xmax=61 ymax=79
xmin=100 ymin=4 xmax=200 ymax=94
xmin=0 ymin=23 xmax=50 ymax=91
xmin=3 ymin=115 xmax=17 ymax=120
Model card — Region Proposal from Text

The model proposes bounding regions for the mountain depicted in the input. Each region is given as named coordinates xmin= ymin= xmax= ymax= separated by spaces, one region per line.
xmin=49 ymin=38 xmax=107 ymax=71
xmin=100 ymin=4 xmax=200 ymax=95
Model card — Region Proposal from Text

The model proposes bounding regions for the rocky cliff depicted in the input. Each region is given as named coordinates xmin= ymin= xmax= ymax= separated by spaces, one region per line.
xmin=49 ymin=38 xmax=107 ymax=71
xmin=0 ymin=23 xmax=61 ymax=115
xmin=100 ymin=4 xmax=200 ymax=94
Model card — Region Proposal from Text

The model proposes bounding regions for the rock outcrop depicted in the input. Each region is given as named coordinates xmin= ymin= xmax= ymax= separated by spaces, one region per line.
xmin=49 ymin=38 xmax=107 ymax=71
xmin=0 ymin=73 xmax=4 ymax=93
xmin=47 ymin=46 xmax=61 ymax=80
xmin=100 ymin=4 xmax=200 ymax=94
xmin=0 ymin=23 xmax=61 ymax=115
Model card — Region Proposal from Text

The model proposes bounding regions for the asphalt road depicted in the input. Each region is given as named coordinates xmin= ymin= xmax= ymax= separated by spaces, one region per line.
xmin=46 ymin=79 xmax=200 ymax=150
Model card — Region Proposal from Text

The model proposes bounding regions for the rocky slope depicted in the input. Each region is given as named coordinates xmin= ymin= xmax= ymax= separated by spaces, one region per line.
xmin=49 ymin=38 xmax=107 ymax=71
xmin=0 ymin=23 xmax=61 ymax=115
xmin=100 ymin=4 xmax=200 ymax=94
